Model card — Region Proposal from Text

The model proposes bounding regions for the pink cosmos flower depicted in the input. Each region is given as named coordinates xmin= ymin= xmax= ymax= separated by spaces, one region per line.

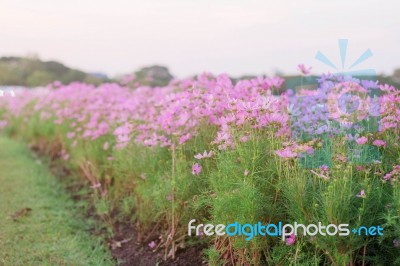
xmin=319 ymin=165 xmax=329 ymax=173
xmin=194 ymin=150 xmax=213 ymax=160
xmin=286 ymin=233 xmax=296 ymax=246
xmin=113 ymin=123 xmax=132 ymax=136
xmin=356 ymin=189 xmax=366 ymax=198
xmin=372 ymin=139 xmax=386 ymax=147
xmin=383 ymin=165 xmax=400 ymax=184
xmin=275 ymin=148 xmax=297 ymax=158
xmin=192 ymin=163 xmax=202 ymax=175
xmin=179 ymin=134 xmax=191 ymax=145
xmin=384 ymin=173 xmax=392 ymax=181
xmin=356 ymin=136 xmax=368 ymax=145
xmin=117 ymin=134 xmax=130 ymax=143
xmin=148 ymin=241 xmax=156 ymax=249
xmin=297 ymin=64 xmax=312 ymax=76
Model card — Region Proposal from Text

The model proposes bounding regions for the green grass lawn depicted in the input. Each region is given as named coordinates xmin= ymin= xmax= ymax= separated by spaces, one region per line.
xmin=0 ymin=137 xmax=114 ymax=266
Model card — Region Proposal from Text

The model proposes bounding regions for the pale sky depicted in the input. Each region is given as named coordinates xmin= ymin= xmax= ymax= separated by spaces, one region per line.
xmin=1 ymin=0 xmax=399 ymax=78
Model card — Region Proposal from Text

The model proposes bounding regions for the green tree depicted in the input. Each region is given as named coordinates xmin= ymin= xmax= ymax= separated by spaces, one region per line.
xmin=26 ymin=71 xmax=55 ymax=87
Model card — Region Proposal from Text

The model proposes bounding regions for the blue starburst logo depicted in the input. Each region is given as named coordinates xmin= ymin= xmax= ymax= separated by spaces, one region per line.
xmin=315 ymin=39 xmax=376 ymax=80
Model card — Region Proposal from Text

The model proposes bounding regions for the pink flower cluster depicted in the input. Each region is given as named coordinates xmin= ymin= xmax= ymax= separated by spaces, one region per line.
xmin=384 ymin=165 xmax=400 ymax=185
xmin=356 ymin=136 xmax=368 ymax=145
xmin=0 ymin=71 xmax=399 ymax=170
xmin=0 ymin=74 xmax=288 ymax=152
xmin=379 ymin=84 xmax=400 ymax=131
xmin=275 ymin=142 xmax=314 ymax=159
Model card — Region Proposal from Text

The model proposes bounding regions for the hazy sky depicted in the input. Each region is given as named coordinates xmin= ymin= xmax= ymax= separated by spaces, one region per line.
xmin=1 ymin=0 xmax=399 ymax=78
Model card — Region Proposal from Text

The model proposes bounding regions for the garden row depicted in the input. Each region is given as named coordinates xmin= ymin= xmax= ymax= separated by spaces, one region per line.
xmin=1 ymin=70 xmax=400 ymax=265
